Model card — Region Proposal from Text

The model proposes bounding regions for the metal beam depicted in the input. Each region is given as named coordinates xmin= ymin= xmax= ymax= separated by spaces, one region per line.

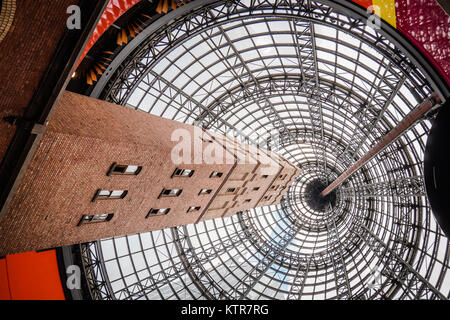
xmin=327 ymin=222 xmax=352 ymax=299
xmin=321 ymin=93 xmax=441 ymax=196
xmin=353 ymin=224 xmax=446 ymax=300
xmin=340 ymin=176 xmax=425 ymax=198
xmin=236 ymin=210 xmax=300 ymax=299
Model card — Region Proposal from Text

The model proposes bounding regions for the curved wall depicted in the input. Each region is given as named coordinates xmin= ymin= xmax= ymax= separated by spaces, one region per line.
xmin=78 ymin=0 xmax=449 ymax=85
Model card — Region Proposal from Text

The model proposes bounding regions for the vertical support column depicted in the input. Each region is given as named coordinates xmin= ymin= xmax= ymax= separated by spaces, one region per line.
xmin=287 ymin=259 xmax=311 ymax=299
xmin=326 ymin=218 xmax=352 ymax=299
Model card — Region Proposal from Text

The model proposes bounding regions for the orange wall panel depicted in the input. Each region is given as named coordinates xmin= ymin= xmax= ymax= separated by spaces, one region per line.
xmin=0 ymin=250 xmax=65 ymax=300
xmin=352 ymin=0 xmax=373 ymax=9
xmin=0 ymin=259 xmax=12 ymax=300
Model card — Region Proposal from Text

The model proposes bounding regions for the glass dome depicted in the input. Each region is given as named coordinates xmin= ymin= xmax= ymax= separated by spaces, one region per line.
xmin=79 ymin=0 xmax=450 ymax=300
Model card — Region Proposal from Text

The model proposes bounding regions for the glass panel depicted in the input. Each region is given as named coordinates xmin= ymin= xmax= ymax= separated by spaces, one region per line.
xmin=82 ymin=0 xmax=448 ymax=301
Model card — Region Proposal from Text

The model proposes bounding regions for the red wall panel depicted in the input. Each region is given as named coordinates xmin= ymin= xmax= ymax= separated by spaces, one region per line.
xmin=0 ymin=251 xmax=65 ymax=300
xmin=395 ymin=0 xmax=450 ymax=86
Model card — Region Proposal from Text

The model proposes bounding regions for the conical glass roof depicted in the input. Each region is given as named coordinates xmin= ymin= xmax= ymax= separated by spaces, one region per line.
xmin=80 ymin=0 xmax=450 ymax=300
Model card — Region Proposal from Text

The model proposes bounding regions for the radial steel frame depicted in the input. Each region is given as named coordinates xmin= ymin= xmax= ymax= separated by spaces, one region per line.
xmin=79 ymin=0 xmax=450 ymax=300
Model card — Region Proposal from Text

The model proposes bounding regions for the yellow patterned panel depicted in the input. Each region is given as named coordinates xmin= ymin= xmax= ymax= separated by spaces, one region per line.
xmin=0 ymin=0 xmax=16 ymax=43
xmin=372 ymin=0 xmax=397 ymax=28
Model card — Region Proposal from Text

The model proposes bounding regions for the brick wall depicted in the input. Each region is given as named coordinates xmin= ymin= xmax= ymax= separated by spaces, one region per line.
xmin=0 ymin=91 xmax=300 ymax=255
xmin=0 ymin=91 xmax=234 ymax=254
xmin=0 ymin=0 xmax=79 ymax=161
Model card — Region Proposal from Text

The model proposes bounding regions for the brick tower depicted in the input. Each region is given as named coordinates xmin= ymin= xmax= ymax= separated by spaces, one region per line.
xmin=0 ymin=91 xmax=300 ymax=255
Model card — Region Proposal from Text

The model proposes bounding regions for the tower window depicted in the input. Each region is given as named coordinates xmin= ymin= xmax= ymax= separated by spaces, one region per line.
xmin=199 ymin=189 xmax=213 ymax=195
xmin=210 ymin=171 xmax=223 ymax=178
xmin=159 ymin=188 xmax=182 ymax=198
xmin=200 ymin=137 xmax=213 ymax=143
xmin=262 ymin=175 xmax=269 ymax=178
xmin=172 ymin=168 xmax=195 ymax=178
xmin=187 ymin=206 xmax=201 ymax=213
xmin=107 ymin=163 xmax=142 ymax=176
xmin=146 ymin=208 xmax=170 ymax=218
xmin=78 ymin=213 xmax=113 ymax=226
xmin=244 ymin=199 xmax=251 ymax=203
xmin=226 ymin=187 xmax=237 ymax=193
xmin=92 ymin=189 xmax=128 ymax=201
xmin=253 ymin=187 xmax=260 ymax=191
